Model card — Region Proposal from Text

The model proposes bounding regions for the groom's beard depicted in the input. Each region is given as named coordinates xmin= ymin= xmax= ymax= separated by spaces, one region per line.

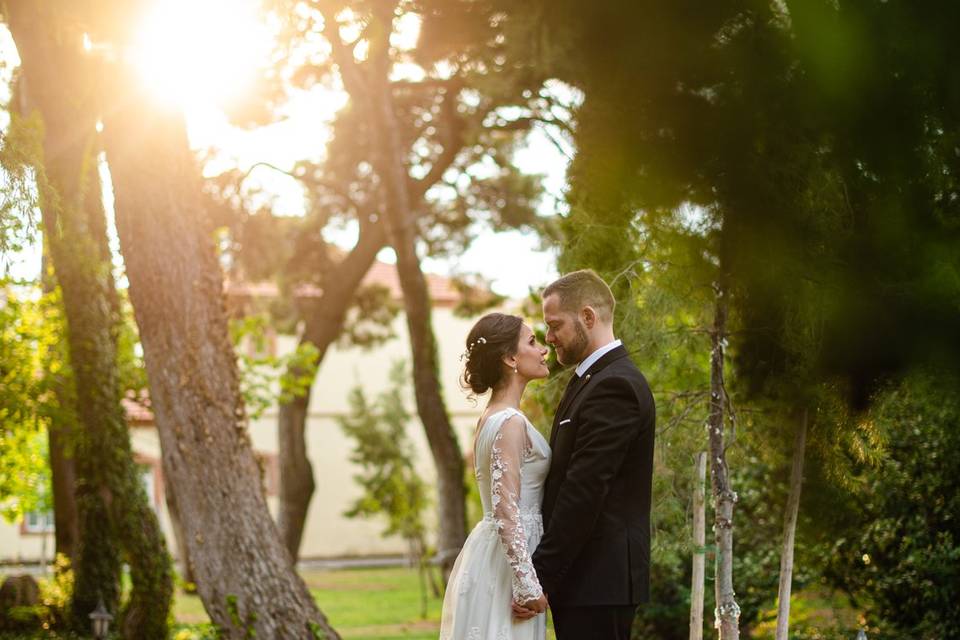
xmin=556 ymin=320 xmax=590 ymax=366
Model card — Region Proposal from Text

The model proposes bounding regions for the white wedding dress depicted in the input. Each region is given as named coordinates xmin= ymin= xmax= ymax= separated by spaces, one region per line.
xmin=440 ymin=407 xmax=551 ymax=640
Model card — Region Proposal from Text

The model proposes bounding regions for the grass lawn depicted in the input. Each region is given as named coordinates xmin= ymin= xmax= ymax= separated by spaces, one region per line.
xmin=173 ymin=566 xmax=557 ymax=640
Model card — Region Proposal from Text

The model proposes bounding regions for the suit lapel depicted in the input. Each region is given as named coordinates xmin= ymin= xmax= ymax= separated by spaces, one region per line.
xmin=581 ymin=344 xmax=629 ymax=380
xmin=549 ymin=345 xmax=631 ymax=447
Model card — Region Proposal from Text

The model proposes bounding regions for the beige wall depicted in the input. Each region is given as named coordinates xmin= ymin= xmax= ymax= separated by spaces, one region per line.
xmin=1 ymin=305 xmax=491 ymax=563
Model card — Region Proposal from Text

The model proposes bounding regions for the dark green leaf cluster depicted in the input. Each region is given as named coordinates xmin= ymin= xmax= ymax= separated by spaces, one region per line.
xmin=510 ymin=0 xmax=960 ymax=407
xmin=822 ymin=370 xmax=960 ymax=639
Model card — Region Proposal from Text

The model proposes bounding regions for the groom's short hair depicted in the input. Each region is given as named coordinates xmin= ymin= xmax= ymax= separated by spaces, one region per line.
xmin=543 ymin=269 xmax=615 ymax=324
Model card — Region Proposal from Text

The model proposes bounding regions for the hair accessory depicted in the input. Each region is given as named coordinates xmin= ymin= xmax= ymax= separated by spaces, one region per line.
xmin=460 ymin=336 xmax=487 ymax=362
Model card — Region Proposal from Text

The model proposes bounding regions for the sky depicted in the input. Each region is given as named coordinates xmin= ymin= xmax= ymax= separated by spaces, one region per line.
xmin=0 ymin=3 xmax=570 ymax=299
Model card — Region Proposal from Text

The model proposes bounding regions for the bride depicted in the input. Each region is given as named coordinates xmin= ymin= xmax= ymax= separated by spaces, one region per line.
xmin=440 ymin=312 xmax=552 ymax=640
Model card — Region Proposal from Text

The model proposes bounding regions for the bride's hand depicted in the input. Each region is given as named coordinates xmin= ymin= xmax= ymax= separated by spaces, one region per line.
xmin=512 ymin=593 xmax=548 ymax=618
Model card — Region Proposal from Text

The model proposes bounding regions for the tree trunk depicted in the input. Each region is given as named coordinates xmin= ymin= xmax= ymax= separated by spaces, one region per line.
xmin=164 ymin=477 xmax=196 ymax=588
xmin=775 ymin=409 xmax=808 ymax=640
xmin=47 ymin=421 xmax=78 ymax=565
xmin=278 ymin=223 xmax=386 ymax=560
xmin=389 ymin=203 xmax=467 ymax=577
xmin=43 ymin=252 xmax=80 ymax=566
xmin=707 ymin=282 xmax=740 ymax=639
xmin=278 ymin=391 xmax=314 ymax=561
xmin=6 ymin=6 xmax=173 ymax=637
xmin=100 ymin=70 xmax=339 ymax=639
xmin=365 ymin=7 xmax=467 ymax=575
xmin=689 ymin=451 xmax=707 ymax=640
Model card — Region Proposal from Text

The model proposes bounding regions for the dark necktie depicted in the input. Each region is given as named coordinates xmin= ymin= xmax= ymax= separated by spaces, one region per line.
xmin=551 ymin=372 xmax=583 ymax=448
xmin=557 ymin=372 xmax=582 ymax=417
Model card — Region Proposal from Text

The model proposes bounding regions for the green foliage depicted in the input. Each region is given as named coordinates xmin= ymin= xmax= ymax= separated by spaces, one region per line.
xmin=451 ymin=275 xmax=506 ymax=319
xmin=518 ymin=0 xmax=960 ymax=405
xmin=172 ymin=625 xmax=220 ymax=640
xmin=338 ymin=361 xmax=429 ymax=546
xmin=750 ymin=589 xmax=860 ymax=640
xmin=0 ymin=284 xmax=74 ymax=522
xmin=1 ymin=275 xmax=170 ymax=635
xmin=336 ymin=284 xmax=400 ymax=349
xmin=0 ymin=112 xmax=43 ymax=255
xmin=0 ymin=555 xmax=74 ymax=636
xmin=229 ymin=0 xmax=556 ymax=269
xmin=40 ymin=555 xmax=75 ymax=631
xmin=224 ymin=594 xmax=257 ymax=639
xmin=822 ymin=370 xmax=960 ymax=639
xmin=307 ymin=620 xmax=329 ymax=640
xmin=114 ymin=294 xmax=149 ymax=397
xmin=497 ymin=2 xmax=960 ymax=636
xmin=229 ymin=313 xmax=320 ymax=419
xmin=337 ymin=361 xmax=437 ymax=617
xmin=228 ymin=287 xmax=400 ymax=419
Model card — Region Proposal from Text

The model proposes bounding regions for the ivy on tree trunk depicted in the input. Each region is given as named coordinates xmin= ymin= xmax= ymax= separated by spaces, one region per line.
xmin=6 ymin=4 xmax=174 ymax=637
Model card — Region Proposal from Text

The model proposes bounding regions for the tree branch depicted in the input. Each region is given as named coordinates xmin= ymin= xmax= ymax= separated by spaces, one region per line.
xmin=242 ymin=161 xmax=362 ymax=212
xmin=409 ymin=83 xmax=471 ymax=202
xmin=314 ymin=3 xmax=369 ymax=99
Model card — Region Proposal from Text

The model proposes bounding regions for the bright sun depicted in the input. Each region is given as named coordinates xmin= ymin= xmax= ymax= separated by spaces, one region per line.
xmin=129 ymin=0 xmax=273 ymax=110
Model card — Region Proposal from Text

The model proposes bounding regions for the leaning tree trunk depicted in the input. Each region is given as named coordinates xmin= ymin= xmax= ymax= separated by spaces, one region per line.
xmin=365 ymin=7 xmax=467 ymax=575
xmin=278 ymin=223 xmax=386 ymax=560
xmin=386 ymin=195 xmax=467 ymax=577
xmin=689 ymin=451 xmax=707 ymax=640
xmin=707 ymin=282 xmax=740 ymax=639
xmin=775 ymin=409 xmax=808 ymax=640
xmin=163 ymin=477 xmax=196 ymax=588
xmin=6 ymin=6 xmax=173 ymax=637
xmin=100 ymin=69 xmax=339 ymax=639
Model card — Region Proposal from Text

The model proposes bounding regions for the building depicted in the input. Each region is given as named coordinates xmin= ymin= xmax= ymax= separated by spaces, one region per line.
xmin=1 ymin=261 xmax=499 ymax=564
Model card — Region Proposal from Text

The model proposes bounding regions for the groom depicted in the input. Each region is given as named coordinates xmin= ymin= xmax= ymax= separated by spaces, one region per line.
xmin=522 ymin=270 xmax=655 ymax=639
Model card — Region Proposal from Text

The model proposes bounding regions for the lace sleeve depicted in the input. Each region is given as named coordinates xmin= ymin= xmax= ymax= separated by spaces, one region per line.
xmin=490 ymin=415 xmax=544 ymax=604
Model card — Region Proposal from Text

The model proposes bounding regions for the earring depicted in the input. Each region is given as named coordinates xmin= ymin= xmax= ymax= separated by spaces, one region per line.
xmin=513 ymin=365 xmax=518 ymax=374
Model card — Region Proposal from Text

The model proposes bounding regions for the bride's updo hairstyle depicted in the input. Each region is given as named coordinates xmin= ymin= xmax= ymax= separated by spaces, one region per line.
xmin=461 ymin=313 xmax=524 ymax=395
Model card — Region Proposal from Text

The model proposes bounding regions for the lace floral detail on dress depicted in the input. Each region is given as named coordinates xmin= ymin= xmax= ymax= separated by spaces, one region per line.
xmin=490 ymin=416 xmax=544 ymax=604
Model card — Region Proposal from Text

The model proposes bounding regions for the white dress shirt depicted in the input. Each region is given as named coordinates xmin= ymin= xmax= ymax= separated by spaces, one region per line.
xmin=575 ymin=339 xmax=622 ymax=377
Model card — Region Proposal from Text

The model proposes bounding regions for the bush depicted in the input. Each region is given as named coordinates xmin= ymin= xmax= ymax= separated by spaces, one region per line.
xmin=824 ymin=371 xmax=960 ymax=639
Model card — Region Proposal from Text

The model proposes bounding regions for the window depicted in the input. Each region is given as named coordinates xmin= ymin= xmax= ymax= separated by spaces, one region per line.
xmin=134 ymin=454 xmax=163 ymax=512
xmin=141 ymin=464 xmax=158 ymax=512
xmin=23 ymin=510 xmax=54 ymax=534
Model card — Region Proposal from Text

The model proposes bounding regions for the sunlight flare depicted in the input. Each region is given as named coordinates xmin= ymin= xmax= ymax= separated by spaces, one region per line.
xmin=129 ymin=0 xmax=273 ymax=110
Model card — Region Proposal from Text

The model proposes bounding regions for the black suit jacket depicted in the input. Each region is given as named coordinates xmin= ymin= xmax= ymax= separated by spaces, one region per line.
xmin=532 ymin=345 xmax=655 ymax=606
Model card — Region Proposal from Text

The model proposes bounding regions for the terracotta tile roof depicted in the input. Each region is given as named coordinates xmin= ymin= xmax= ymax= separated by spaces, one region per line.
xmin=122 ymin=392 xmax=154 ymax=426
xmin=224 ymin=259 xmax=461 ymax=306
xmin=359 ymin=261 xmax=460 ymax=305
